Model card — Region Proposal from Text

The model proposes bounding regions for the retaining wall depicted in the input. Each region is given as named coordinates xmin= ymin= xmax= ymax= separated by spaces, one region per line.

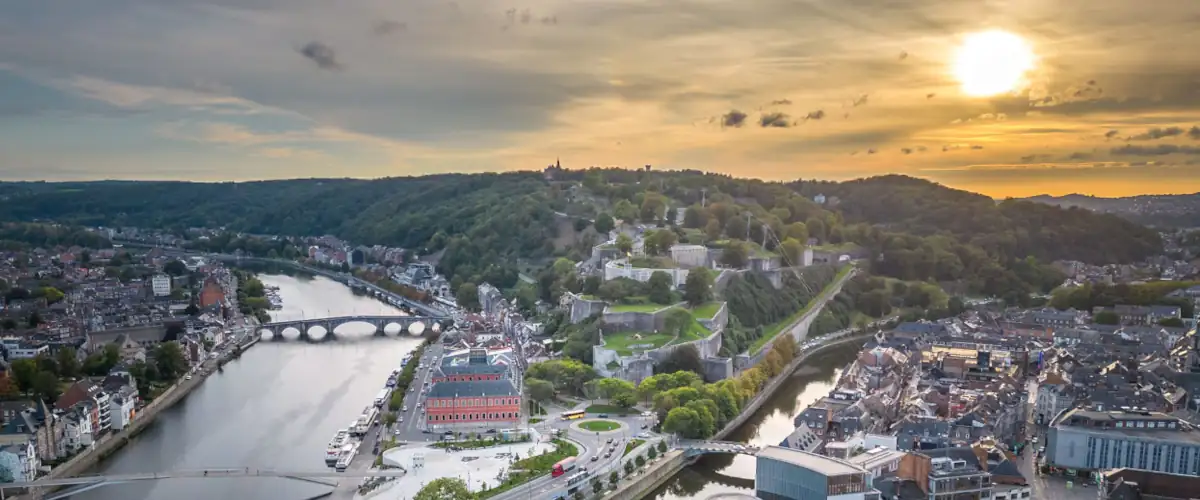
xmin=603 ymin=451 xmax=689 ymax=500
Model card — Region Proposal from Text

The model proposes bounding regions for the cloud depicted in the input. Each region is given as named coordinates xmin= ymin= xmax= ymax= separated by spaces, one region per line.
xmin=852 ymin=94 xmax=868 ymax=107
xmin=298 ymin=42 xmax=340 ymax=70
xmin=900 ymin=148 xmax=912 ymax=154
xmin=1068 ymin=152 xmax=1092 ymax=160
xmin=804 ymin=110 xmax=825 ymax=121
xmin=1129 ymin=126 xmax=1186 ymax=141
xmin=1190 ymin=126 xmax=1200 ymax=140
xmin=1105 ymin=129 xmax=1120 ymax=139
xmin=759 ymin=112 xmax=791 ymax=128
xmin=1111 ymin=144 xmax=1200 ymax=156
xmin=769 ymin=99 xmax=792 ymax=106
xmin=722 ymin=110 xmax=748 ymax=128
xmin=373 ymin=21 xmax=407 ymax=36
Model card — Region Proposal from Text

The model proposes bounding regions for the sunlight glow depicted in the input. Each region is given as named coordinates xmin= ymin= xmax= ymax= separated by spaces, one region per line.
xmin=953 ymin=30 xmax=1036 ymax=97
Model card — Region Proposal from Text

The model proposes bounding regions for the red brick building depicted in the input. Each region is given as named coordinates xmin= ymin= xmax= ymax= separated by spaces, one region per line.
xmin=424 ymin=380 xmax=521 ymax=431
xmin=198 ymin=278 xmax=225 ymax=308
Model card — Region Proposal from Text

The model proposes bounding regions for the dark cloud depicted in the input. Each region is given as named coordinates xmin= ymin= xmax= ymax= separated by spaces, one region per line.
xmin=1111 ymin=144 xmax=1200 ymax=156
xmin=722 ymin=110 xmax=747 ymax=128
xmin=540 ymin=16 xmax=559 ymax=25
xmin=1068 ymin=152 xmax=1093 ymax=160
xmin=759 ymin=112 xmax=791 ymax=128
xmin=1190 ymin=126 xmax=1200 ymax=140
xmin=852 ymin=94 xmax=868 ymax=107
xmin=770 ymin=99 xmax=792 ymax=105
xmin=900 ymin=148 xmax=912 ymax=154
xmin=970 ymin=145 xmax=983 ymax=150
xmin=1105 ymin=129 xmax=1120 ymax=139
xmin=867 ymin=148 xmax=877 ymax=154
xmin=926 ymin=93 xmax=935 ymax=99
xmin=916 ymin=146 xmax=927 ymax=152
xmin=298 ymin=41 xmax=340 ymax=70
xmin=373 ymin=20 xmax=407 ymax=35
xmin=1019 ymin=155 xmax=1037 ymax=162
xmin=1130 ymin=126 xmax=1185 ymax=141
xmin=804 ymin=109 xmax=825 ymax=121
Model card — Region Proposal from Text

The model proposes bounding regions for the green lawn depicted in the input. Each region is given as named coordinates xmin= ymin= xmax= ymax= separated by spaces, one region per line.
xmin=629 ymin=256 xmax=678 ymax=269
xmin=689 ymin=302 xmax=722 ymax=320
xmin=604 ymin=330 xmax=676 ymax=355
xmin=749 ymin=265 xmax=853 ymax=354
xmin=623 ymin=439 xmax=645 ymax=456
xmin=608 ymin=302 xmax=668 ymax=313
xmin=579 ymin=419 xmax=622 ymax=432
xmin=813 ymin=242 xmax=861 ymax=253
xmin=585 ymin=404 xmax=638 ymax=415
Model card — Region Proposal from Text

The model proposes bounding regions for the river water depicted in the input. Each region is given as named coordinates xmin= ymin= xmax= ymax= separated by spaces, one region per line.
xmin=76 ymin=274 xmax=422 ymax=500
xmin=74 ymin=273 xmax=860 ymax=500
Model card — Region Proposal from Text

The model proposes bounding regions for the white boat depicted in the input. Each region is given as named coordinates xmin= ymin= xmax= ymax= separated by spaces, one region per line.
xmin=352 ymin=406 xmax=378 ymax=436
xmin=335 ymin=442 xmax=358 ymax=472
xmin=324 ymin=429 xmax=349 ymax=466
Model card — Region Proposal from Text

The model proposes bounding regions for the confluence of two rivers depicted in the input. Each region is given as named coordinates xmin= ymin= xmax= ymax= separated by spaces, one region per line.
xmin=76 ymin=274 xmax=858 ymax=500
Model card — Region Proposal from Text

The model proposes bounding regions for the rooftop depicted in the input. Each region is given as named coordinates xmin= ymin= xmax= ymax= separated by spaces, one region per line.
xmin=756 ymin=445 xmax=865 ymax=477
xmin=427 ymin=379 xmax=519 ymax=399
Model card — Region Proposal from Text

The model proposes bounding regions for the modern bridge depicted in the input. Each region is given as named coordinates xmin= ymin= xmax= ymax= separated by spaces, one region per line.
xmin=677 ymin=440 xmax=762 ymax=458
xmin=257 ymin=314 xmax=449 ymax=340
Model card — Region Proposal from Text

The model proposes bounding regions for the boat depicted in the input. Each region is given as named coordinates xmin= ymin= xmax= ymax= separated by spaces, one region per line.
xmin=324 ymin=429 xmax=350 ymax=466
xmin=334 ymin=442 xmax=358 ymax=472
xmin=352 ymin=406 xmax=378 ymax=436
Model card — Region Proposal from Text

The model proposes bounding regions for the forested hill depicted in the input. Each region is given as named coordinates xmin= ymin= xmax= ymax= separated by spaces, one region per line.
xmin=793 ymin=175 xmax=1162 ymax=264
xmin=1020 ymin=192 xmax=1200 ymax=228
xmin=0 ymin=174 xmax=562 ymax=285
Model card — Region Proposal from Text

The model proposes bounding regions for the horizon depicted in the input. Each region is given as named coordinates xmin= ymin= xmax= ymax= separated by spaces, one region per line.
xmin=3 ymin=0 xmax=1199 ymax=198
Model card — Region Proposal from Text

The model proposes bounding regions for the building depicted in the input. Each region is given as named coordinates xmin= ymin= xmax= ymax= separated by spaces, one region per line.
xmin=198 ymin=278 xmax=225 ymax=308
xmin=423 ymin=380 xmax=521 ymax=431
xmin=895 ymin=448 xmax=995 ymax=500
xmin=1034 ymin=371 xmax=1077 ymax=426
xmin=0 ymin=339 xmax=49 ymax=360
xmin=0 ymin=438 xmax=37 ymax=482
xmin=108 ymin=386 xmax=138 ymax=431
xmin=755 ymin=446 xmax=879 ymax=500
xmin=1099 ymin=468 xmax=1200 ymax=500
xmin=1094 ymin=305 xmax=1183 ymax=326
xmin=151 ymin=274 xmax=172 ymax=297
xmin=55 ymin=381 xmax=112 ymax=435
xmin=669 ymin=244 xmax=709 ymax=268
xmin=1046 ymin=408 xmax=1200 ymax=475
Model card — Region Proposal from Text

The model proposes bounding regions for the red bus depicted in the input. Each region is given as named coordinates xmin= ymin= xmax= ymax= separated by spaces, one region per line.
xmin=551 ymin=457 xmax=577 ymax=478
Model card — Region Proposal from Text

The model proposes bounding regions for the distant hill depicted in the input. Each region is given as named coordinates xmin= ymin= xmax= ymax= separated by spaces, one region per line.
xmin=1019 ymin=192 xmax=1200 ymax=228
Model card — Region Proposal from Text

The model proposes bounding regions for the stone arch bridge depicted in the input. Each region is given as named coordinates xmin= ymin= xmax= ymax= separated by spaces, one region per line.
xmin=258 ymin=315 xmax=450 ymax=342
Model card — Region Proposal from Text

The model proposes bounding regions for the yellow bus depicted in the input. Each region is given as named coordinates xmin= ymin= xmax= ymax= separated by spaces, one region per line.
xmin=560 ymin=410 xmax=587 ymax=421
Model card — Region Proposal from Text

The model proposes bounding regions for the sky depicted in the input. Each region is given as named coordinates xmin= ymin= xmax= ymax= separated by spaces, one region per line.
xmin=2 ymin=0 xmax=1199 ymax=198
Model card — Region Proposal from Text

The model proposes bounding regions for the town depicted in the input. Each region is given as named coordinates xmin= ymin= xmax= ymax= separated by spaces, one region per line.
xmin=0 ymin=171 xmax=1198 ymax=500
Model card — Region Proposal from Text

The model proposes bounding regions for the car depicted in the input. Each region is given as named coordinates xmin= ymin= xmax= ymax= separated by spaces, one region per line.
xmin=604 ymin=451 xmax=612 ymax=458
xmin=403 ymin=406 xmax=408 ymax=412
xmin=184 ymin=375 xmax=193 ymax=380
xmin=598 ymin=414 xmax=609 ymax=418
xmin=394 ymin=428 xmax=402 ymax=435
xmin=606 ymin=438 xmax=613 ymax=444
xmin=590 ymin=455 xmax=599 ymax=462
xmin=399 ymin=416 xmax=404 ymax=423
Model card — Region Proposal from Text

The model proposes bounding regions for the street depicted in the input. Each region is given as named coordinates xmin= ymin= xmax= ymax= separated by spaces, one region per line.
xmin=391 ymin=343 xmax=445 ymax=441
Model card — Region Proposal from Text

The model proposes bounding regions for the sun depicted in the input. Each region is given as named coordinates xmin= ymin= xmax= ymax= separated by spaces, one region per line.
xmin=953 ymin=30 xmax=1036 ymax=97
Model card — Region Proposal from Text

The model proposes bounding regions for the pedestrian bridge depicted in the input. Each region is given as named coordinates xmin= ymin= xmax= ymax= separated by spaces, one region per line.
xmin=259 ymin=315 xmax=450 ymax=340
xmin=3 ymin=468 xmax=411 ymax=500
xmin=678 ymin=440 xmax=761 ymax=457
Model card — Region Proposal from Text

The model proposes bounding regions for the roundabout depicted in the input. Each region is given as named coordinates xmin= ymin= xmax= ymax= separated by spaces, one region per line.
xmin=575 ymin=418 xmax=624 ymax=433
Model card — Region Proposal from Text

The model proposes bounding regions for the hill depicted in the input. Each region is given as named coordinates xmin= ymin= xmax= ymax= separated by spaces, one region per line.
xmin=0 ymin=171 xmax=1165 ymax=301
xmin=1019 ymin=192 xmax=1200 ymax=228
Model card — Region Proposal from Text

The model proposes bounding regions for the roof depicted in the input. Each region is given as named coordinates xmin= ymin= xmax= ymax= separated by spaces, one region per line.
xmin=846 ymin=448 xmax=906 ymax=470
xmin=756 ymin=446 xmax=865 ymax=477
xmin=436 ymin=363 xmax=509 ymax=377
xmin=427 ymin=379 xmax=519 ymax=399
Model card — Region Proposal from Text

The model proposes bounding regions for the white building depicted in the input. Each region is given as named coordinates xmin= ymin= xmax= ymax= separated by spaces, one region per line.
xmin=1034 ymin=374 xmax=1076 ymax=426
xmin=109 ymin=388 xmax=138 ymax=431
xmin=603 ymin=259 xmax=690 ymax=288
xmin=0 ymin=339 xmax=49 ymax=359
xmin=62 ymin=409 xmax=95 ymax=452
xmin=669 ymin=244 xmax=709 ymax=268
xmin=0 ymin=437 xmax=38 ymax=482
xmin=151 ymin=274 xmax=172 ymax=297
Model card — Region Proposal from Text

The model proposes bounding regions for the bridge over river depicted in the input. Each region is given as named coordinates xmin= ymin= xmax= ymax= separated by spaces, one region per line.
xmin=257 ymin=314 xmax=451 ymax=341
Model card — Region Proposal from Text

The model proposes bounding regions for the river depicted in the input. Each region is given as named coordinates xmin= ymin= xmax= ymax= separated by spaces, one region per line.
xmin=73 ymin=272 xmax=861 ymax=500
xmin=652 ymin=342 xmax=861 ymax=499
xmin=75 ymin=273 xmax=423 ymax=500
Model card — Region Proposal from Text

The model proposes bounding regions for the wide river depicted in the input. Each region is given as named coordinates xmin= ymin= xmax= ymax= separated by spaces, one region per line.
xmin=75 ymin=273 xmax=860 ymax=500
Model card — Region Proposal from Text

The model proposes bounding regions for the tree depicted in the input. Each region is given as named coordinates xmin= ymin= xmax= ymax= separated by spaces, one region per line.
xmin=10 ymin=359 xmax=37 ymax=394
xmin=613 ymin=199 xmax=638 ymax=222
xmin=526 ymin=378 xmax=556 ymax=402
xmin=785 ymin=222 xmax=808 ymax=242
xmin=725 ymin=215 xmax=748 ymax=240
xmin=662 ymin=406 xmax=701 ymax=438
xmin=0 ymin=318 xmax=15 ymax=330
xmin=615 ymin=233 xmax=633 ymax=255
xmin=594 ymin=213 xmax=615 ymax=234
xmin=1093 ymin=310 xmax=1120 ymax=325
xmin=164 ymin=259 xmax=189 ymax=276
xmin=27 ymin=311 xmax=42 ymax=328
xmin=645 ymin=229 xmax=677 ymax=256
xmin=456 ymin=282 xmax=481 ymax=311
xmin=719 ymin=241 xmax=748 ymax=269
xmin=682 ymin=268 xmax=712 ymax=306
xmin=39 ymin=287 xmax=65 ymax=304
xmin=154 ymin=342 xmax=189 ymax=381
xmin=572 ymin=491 xmax=585 ymax=500
xmin=623 ymin=460 xmax=635 ymax=475
xmin=1159 ymin=317 xmax=1185 ymax=327
xmin=780 ymin=238 xmax=805 ymax=267
xmin=683 ymin=205 xmax=707 ymax=228
xmin=647 ymin=446 xmax=657 ymax=460
xmin=609 ymin=471 xmax=620 ymax=488
xmin=635 ymin=455 xmax=646 ymax=468
xmin=592 ymin=479 xmax=604 ymax=495
xmin=56 ymin=347 xmax=80 ymax=379
xmin=574 ymin=218 xmax=590 ymax=232
xmin=657 ymin=440 xmax=668 ymax=453
xmin=414 ymin=478 xmax=471 ymax=500
xmin=32 ymin=371 xmax=60 ymax=402
xmin=647 ymin=271 xmax=674 ymax=304
xmin=640 ymin=193 xmax=667 ymax=222
xmin=805 ymin=216 xmax=827 ymax=242
xmin=704 ymin=219 xmax=722 ymax=241
xmin=655 ymin=344 xmax=704 ymax=376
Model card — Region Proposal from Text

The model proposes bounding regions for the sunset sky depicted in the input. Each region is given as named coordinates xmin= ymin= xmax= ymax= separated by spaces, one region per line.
xmin=2 ymin=0 xmax=1199 ymax=198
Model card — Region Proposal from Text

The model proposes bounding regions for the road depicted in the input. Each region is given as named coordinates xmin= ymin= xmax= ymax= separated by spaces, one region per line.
xmin=392 ymin=343 xmax=446 ymax=441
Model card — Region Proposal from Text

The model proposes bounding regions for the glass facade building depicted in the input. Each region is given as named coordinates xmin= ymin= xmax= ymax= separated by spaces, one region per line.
xmin=755 ymin=446 xmax=879 ymax=500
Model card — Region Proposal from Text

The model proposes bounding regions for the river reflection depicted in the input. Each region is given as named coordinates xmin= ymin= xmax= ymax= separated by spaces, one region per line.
xmin=74 ymin=274 xmax=420 ymax=500
xmin=646 ymin=342 xmax=862 ymax=499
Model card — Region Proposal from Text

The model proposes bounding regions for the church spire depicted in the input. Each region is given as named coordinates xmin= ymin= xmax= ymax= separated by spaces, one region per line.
xmin=555 ymin=157 xmax=561 ymax=169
